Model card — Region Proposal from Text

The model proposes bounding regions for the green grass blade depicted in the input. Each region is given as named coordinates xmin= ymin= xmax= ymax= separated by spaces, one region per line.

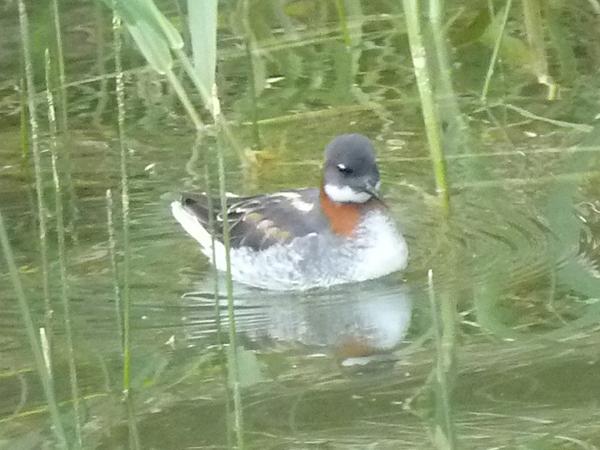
xmin=427 ymin=269 xmax=457 ymax=450
xmin=45 ymin=48 xmax=83 ymax=450
xmin=19 ymin=77 xmax=29 ymax=160
xmin=334 ymin=0 xmax=351 ymax=47
xmin=121 ymin=0 xmax=184 ymax=49
xmin=214 ymin=93 xmax=245 ymax=449
xmin=480 ymin=0 xmax=513 ymax=102
xmin=0 ymin=212 xmax=68 ymax=449
xmin=52 ymin=0 xmax=80 ymax=246
xmin=113 ymin=7 xmax=130 ymax=393
xmin=240 ymin=0 xmax=264 ymax=149
xmin=172 ymin=51 xmax=242 ymax=153
xmin=51 ymin=0 xmax=69 ymax=131
xmin=106 ymin=189 xmax=123 ymax=352
xmin=428 ymin=0 xmax=470 ymax=156
xmin=187 ymin=0 xmax=217 ymax=108
xmin=165 ymin=68 xmax=204 ymax=130
xmin=113 ymin=9 xmax=141 ymax=449
xmin=126 ymin=18 xmax=173 ymax=74
xmin=101 ymin=0 xmax=205 ymax=128
xmin=100 ymin=0 xmax=185 ymax=75
xmin=18 ymin=0 xmax=53 ymax=352
xmin=522 ymin=0 xmax=557 ymax=99
xmin=92 ymin=2 xmax=110 ymax=126
xmin=402 ymin=0 xmax=450 ymax=212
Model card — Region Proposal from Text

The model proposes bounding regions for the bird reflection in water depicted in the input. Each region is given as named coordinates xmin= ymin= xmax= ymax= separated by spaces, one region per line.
xmin=181 ymin=276 xmax=412 ymax=366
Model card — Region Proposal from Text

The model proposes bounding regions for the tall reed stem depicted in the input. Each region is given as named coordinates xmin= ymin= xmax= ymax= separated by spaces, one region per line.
xmin=45 ymin=49 xmax=83 ymax=449
xmin=51 ymin=0 xmax=79 ymax=243
xmin=403 ymin=0 xmax=450 ymax=212
xmin=106 ymin=189 xmax=124 ymax=351
xmin=113 ymin=9 xmax=141 ymax=450
xmin=165 ymin=68 xmax=204 ymax=130
xmin=174 ymin=48 xmax=243 ymax=158
xmin=481 ymin=0 xmax=513 ymax=102
xmin=214 ymin=89 xmax=245 ymax=450
xmin=113 ymin=8 xmax=130 ymax=394
xmin=335 ymin=0 xmax=351 ymax=47
xmin=93 ymin=2 xmax=110 ymax=126
xmin=243 ymin=40 xmax=262 ymax=149
xmin=428 ymin=269 xmax=457 ymax=450
xmin=19 ymin=77 xmax=28 ymax=159
xmin=51 ymin=0 xmax=68 ymax=131
xmin=197 ymin=138 xmax=235 ymax=448
xmin=0 ymin=212 xmax=68 ymax=449
xmin=240 ymin=0 xmax=263 ymax=149
xmin=428 ymin=0 xmax=469 ymax=155
xmin=18 ymin=0 xmax=53 ymax=351
xmin=522 ymin=0 xmax=557 ymax=99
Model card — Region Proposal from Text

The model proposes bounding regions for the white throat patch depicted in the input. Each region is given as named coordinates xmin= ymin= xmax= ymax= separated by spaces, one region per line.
xmin=324 ymin=184 xmax=371 ymax=203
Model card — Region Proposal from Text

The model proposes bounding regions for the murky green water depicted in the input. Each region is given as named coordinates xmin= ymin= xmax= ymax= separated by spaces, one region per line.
xmin=1 ymin=1 xmax=600 ymax=448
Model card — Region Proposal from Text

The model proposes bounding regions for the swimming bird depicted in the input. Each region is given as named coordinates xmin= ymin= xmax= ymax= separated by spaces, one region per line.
xmin=171 ymin=133 xmax=408 ymax=290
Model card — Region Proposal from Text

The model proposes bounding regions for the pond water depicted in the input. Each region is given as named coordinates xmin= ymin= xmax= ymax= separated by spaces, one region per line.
xmin=1 ymin=1 xmax=600 ymax=449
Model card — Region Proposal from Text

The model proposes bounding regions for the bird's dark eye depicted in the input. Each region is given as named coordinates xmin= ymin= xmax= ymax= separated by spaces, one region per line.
xmin=337 ymin=164 xmax=353 ymax=175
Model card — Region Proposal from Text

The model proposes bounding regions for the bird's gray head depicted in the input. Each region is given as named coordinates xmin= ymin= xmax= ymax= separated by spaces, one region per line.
xmin=322 ymin=134 xmax=380 ymax=203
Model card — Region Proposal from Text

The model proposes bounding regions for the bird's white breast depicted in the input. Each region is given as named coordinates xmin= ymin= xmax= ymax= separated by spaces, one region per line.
xmin=350 ymin=211 xmax=409 ymax=282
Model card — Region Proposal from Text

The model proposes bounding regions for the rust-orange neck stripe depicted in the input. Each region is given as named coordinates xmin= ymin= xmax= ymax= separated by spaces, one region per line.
xmin=319 ymin=187 xmax=362 ymax=236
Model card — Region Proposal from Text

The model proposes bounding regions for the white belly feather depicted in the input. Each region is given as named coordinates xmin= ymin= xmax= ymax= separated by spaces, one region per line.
xmin=172 ymin=201 xmax=408 ymax=290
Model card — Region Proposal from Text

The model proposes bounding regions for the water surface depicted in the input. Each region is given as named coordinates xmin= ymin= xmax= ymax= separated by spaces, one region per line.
xmin=1 ymin=1 xmax=600 ymax=448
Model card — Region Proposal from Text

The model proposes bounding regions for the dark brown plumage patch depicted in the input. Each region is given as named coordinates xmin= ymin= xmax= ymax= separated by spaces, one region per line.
xmin=179 ymin=189 xmax=328 ymax=251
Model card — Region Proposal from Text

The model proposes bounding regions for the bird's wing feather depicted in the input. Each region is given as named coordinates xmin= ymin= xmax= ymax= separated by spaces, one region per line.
xmin=180 ymin=189 xmax=326 ymax=251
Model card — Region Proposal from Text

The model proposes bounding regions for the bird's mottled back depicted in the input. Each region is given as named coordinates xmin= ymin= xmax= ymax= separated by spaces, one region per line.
xmin=180 ymin=189 xmax=329 ymax=251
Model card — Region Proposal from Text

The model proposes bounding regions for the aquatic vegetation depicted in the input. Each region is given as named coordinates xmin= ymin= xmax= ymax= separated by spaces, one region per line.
xmin=0 ymin=0 xmax=599 ymax=448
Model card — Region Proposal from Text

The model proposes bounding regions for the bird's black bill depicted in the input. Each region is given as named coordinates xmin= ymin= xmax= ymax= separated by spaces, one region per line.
xmin=361 ymin=180 xmax=381 ymax=200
